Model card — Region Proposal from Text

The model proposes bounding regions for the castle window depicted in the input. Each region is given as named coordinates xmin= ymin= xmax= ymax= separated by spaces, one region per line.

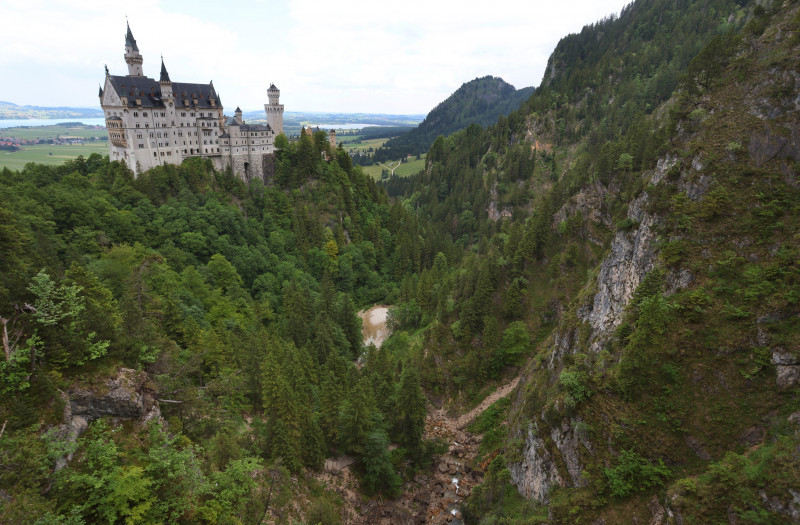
xmin=136 ymin=123 xmax=140 ymax=128
xmin=153 ymin=152 xmax=157 ymax=157
xmin=143 ymin=112 xmax=148 ymax=117
xmin=133 ymin=111 xmax=138 ymax=117
xmin=145 ymin=123 xmax=149 ymax=128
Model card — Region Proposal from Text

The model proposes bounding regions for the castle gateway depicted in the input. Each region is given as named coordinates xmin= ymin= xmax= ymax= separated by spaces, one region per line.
xmin=99 ymin=23 xmax=284 ymax=179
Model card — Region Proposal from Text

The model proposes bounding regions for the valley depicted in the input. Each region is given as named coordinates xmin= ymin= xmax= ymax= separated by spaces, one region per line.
xmin=1 ymin=0 xmax=799 ymax=524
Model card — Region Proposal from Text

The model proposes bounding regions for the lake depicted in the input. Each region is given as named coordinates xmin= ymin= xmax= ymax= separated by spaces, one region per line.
xmin=307 ymin=123 xmax=393 ymax=130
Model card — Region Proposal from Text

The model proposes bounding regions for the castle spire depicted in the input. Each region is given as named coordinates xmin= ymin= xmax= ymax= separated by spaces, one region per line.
xmin=125 ymin=21 xmax=139 ymax=52
xmin=124 ymin=21 xmax=144 ymax=77
xmin=159 ymin=56 xmax=171 ymax=83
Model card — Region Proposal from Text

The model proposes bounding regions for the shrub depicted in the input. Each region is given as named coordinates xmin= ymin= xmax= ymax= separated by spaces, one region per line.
xmin=605 ymin=449 xmax=670 ymax=497
xmin=559 ymin=370 xmax=592 ymax=408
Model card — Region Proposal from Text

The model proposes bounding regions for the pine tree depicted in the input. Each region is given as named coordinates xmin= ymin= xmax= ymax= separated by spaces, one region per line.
xmin=361 ymin=428 xmax=401 ymax=497
xmin=393 ymin=368 xmax=427 ymax=461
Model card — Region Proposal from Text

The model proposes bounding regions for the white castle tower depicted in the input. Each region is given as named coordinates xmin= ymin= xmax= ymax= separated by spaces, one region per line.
xmin=265 ymin=84 xmax=284 ymax=135
xmin=123 ymin=22 xmax=144 ymax=77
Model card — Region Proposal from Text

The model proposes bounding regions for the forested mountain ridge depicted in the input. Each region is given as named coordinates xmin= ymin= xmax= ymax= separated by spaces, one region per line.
xmin=369 ymin=76 xmax=534 ymax=163
xmin=0 ymin=135 xmax=453 ymax=522
xmin=381 ymin=0 xmax=800 ymax=522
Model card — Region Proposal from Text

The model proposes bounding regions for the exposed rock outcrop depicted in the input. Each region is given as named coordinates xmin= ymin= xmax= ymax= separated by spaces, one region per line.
xmin=54 ymin=368 xmax=160 ymax=469
xmin=509 ymin=422 xmax=561 ymax=503
xmin=585 ymin=191 xmax=657 ymax=344
xmin=772 ymin=348 xmax=800 ymax=388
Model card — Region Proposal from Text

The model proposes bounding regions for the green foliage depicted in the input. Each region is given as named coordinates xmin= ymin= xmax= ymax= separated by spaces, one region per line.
xmin=669 ymin=436 xmax=800 ymax=522
xmin=306 ymin=498 xmax=342 ymax=525
xmin=559 ymin=369 xmax=592 ymax=409
xmin=360 ymin=428 xmax=402 ymax=497
xmin=604 ymin=449 xmax=670 ymax=498
xmin=393 ymin=368 xmax=427 ymax=461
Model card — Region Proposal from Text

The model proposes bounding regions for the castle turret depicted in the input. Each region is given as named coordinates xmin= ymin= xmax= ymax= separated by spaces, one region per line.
xmin=159 ymin=57 xmax=173 ymax=99
xmin=264 ymin=83 xmax=284 ymax=135
xmin=124 ymin=22 xmax=144 ymax=77
xmin=234 ymin=107 xmax=243 ymax=125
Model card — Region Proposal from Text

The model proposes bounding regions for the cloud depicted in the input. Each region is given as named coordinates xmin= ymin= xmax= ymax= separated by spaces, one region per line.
xmin=0 ymin=0 xmax=630 ymax=114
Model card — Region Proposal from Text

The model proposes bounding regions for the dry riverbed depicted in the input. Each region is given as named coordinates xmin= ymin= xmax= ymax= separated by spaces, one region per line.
xmin=358 ymin=305 xmax=390 ymax=348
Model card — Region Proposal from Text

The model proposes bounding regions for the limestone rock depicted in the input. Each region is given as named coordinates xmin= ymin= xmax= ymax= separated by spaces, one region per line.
xmin=54 ymin=368 xmax=160 ymax=470
xmin=772 ymin=349 xmax=800 ymax=388
xmin=508 ymin=422 xmax=561 ymax=503
xmin=585 ymin=191 xmax=658 ymax=349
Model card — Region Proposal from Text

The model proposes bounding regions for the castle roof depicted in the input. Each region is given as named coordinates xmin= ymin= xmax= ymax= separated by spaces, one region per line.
xmin=223 ymin=116 xmax=272 ymax=132
xmin=159 ymin=58 xmax=171 ymax=83
xmin=235 ymin=106 xmax=241 ymax=112
xmin=269 ymin=84 xmax=278 ymax=90
xmin=106 ymin=75 xmax=220 ymax=109
xmin=125 ymin=22 xmax=139 ymax=51
xmin=241 ymin=123 xmax=272 ymax=132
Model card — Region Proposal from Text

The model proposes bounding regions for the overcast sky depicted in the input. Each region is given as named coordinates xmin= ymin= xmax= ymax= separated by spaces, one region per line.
xmin=1 ymin=0 xmax=630 ymax=115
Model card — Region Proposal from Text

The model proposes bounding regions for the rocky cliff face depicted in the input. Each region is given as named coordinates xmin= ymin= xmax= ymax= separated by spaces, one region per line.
xmin=508 ymin=154 xmax=700 ymax=502
xmin=54 ymin=368 xmax=160 ymax=469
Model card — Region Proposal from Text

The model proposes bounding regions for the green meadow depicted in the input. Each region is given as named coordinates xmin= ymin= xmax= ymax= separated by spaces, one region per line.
xmin=362 ymin=154 xmax=426 ymax=179
xmin=339 ymin=136 xmax=386 ymax=153
xmin=0 ymin=143 xmax=109 ymax=171
xmin=1 ymin=124 xmax=107 ymax=140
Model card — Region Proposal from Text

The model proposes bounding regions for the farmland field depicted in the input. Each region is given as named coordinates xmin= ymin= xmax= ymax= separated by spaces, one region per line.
xmin=0 ymin=124 xmax=107 ymax=140
xmin=362 ymin=155 xmax=426 ymax=179
xmin=0 ymin=143 xmax=108 ymax=171
xmin=339 ymin=136 xmax=387 ymax=154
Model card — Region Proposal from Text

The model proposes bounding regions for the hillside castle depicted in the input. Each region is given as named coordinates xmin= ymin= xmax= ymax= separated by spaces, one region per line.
xmin=99 ymin=23 xmax=284 ymax=179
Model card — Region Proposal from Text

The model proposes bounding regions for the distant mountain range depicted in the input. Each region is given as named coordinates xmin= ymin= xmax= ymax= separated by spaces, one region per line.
xmin=0 ymin=101 xmax=104 ymax=120
xmin=372 ymin=76 xmax=534 ymax=160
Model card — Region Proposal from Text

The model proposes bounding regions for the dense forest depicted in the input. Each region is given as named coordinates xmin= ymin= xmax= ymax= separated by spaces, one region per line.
xmin=0 ymin=133 xmax=454 ymax=522
xmin=380 ymin=0 xmax=800 ymax=522
xmin=2 ymin=0 xmax=800 ymax=523
xmin=364 ymin=77 xmax=534 ymax=164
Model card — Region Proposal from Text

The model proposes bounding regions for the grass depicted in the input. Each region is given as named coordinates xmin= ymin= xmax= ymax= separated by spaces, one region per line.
xmin=0 ymin=124 xmax=107 ymax=140
xmin=338 ymin=136 xmax=387 ymax=153
xmin=362 ymin=155 xmax=426 ymax=179
xmin=0 ymin=143 xmax=109 ymax=171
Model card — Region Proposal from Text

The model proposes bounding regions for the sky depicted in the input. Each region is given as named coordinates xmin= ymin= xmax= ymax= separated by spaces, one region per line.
xmin=0 ymin=0 xmax=631 ymax=115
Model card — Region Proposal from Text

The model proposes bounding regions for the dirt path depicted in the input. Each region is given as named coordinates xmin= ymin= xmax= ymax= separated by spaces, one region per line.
xmin=455 ymin=376 xmax=520 ymax=429
xmin=316 ymin=332 xmax=522 ymax=523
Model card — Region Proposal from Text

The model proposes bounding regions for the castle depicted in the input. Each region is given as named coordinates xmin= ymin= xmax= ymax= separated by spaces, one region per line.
xmin=99 ymin=23 xmax=284 ymax=179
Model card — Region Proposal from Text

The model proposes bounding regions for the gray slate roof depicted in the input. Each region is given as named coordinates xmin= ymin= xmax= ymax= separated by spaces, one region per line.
xmin=241 ymin=123 xmax=272 ymax=132
xmin=106 ymin=75 xmax=221 ymax=109
xmin=160 ymin=59 xmax=171 ymax=83
xmin=125 ymin=23 xmax=139 ymax=51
